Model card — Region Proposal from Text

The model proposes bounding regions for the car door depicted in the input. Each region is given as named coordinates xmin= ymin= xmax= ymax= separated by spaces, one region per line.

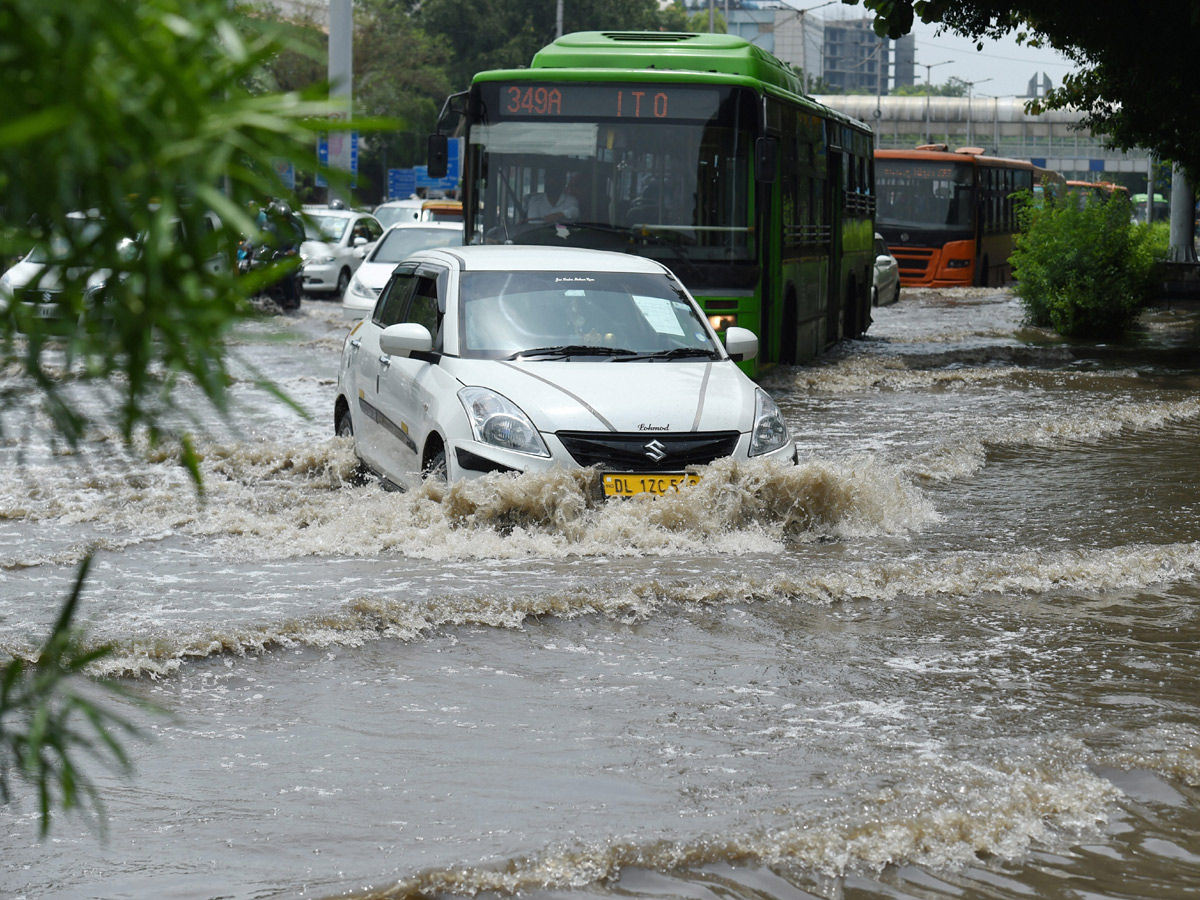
xmin=347 ymin=266 xmax=416 ymax=475
xmin=372 ymin=264 xmax=447 ymax=480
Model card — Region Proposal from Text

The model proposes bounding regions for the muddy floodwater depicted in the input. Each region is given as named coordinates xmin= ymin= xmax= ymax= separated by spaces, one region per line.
xmin=2 ymin=288 xmax=1199 ymax=900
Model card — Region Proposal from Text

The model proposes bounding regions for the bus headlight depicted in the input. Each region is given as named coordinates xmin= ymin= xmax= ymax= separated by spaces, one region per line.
xmin=708 ymin=313 xmax=738 ymax=331
xmin=749 ymin=388 xmax=790 ymax=456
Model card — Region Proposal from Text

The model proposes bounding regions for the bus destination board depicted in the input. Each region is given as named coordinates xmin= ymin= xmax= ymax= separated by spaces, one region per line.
xmin=488 ymin=83 xmax=721 ymax=121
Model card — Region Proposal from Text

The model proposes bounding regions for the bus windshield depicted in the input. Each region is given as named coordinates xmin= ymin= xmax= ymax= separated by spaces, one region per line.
xmin=465 ymin=82 xmax=756 ymax=281
xmin=876 ymin=159 xmax=975 ymax=232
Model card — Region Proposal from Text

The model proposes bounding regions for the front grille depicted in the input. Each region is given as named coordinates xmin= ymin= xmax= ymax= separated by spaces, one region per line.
xmin=557 ymin=431 xmax=739 ymax=471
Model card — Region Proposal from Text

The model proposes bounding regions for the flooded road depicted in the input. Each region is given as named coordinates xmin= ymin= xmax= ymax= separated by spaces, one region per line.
xmin=2 ymin=288 xmax=1199 ymax=900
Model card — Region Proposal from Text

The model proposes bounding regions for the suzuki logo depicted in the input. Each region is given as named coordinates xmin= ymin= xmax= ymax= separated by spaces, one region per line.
xmin=644 ymin=439 xmax=667 ymax=462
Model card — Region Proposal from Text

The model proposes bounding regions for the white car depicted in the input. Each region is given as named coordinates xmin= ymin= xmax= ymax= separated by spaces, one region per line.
xmin=1 ymin=209 xmax=226 ymax=322
xmin=873 ymin=232 xmax=901 ymax=306
xmin=298 ymin=208 xmax=383 ymax=298
xmin=372 ymin=198 xmax=425 ymax=229
xmin=334 ymin=245 xmax=797 ymax=494
xmin=342 ymin=222 xmax=464 ymax=321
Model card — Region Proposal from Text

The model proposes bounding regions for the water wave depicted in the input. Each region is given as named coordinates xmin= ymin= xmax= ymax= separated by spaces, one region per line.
xmin=906 ymin=394 xmax=1200 ymax=482
xmin=338 ymin=742 xmax=1117 ymax=899
xmin=0 ymin=440 xmax=936 ymax=568
xmin=49 ymin=540 xmax=1200 ymax=679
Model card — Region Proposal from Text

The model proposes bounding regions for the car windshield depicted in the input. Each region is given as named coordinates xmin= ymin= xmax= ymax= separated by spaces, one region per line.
xmin=26 ymin=216 xmax=105 ymax=263
xmin=370 ymin=227 xmax=463 ymax=264
xmin=304 ymin=214 xmax=351 ymax=242
xmin=375 ymin=205 xmax=422 ymax=229
xmin=458 ymin=270 xmax=721 ymax=360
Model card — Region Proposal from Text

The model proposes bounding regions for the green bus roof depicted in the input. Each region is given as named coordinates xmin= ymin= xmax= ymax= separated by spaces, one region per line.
xmin=470 ymin=31 xmax=869 ymax=135
xmin=528 ymin=31 xmax=805 ymax=97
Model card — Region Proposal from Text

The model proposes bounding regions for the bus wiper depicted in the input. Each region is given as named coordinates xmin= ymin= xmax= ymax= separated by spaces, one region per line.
xmin=505 ymin=344 xmax=637 ymax=360
xmin=616 ymin=347 xmax=721 ymax=361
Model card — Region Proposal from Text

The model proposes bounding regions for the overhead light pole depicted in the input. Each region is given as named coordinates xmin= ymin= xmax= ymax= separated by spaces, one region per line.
xmin=962 ymin=77 xmax=992 ymax=147
xmin=921 ymin=59 xmax=954 ymax=144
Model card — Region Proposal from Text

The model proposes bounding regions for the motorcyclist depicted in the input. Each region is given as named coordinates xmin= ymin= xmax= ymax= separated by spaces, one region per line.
xmin=259 ymin=199 xmax=305 ymax=309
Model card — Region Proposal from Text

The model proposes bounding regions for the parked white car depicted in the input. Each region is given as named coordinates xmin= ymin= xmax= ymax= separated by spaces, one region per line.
xmin=342 ymin=222 xmax=464 ymax=320
xmin=873 ymin=232 xmax=901 ymax=306
xmin=334 ymin=245 xmax=797 ymax=494
xmin=298 ymin=208 xmax=383 ymax=298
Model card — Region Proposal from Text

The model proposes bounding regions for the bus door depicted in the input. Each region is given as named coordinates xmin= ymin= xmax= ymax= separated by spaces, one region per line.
xmin=825 ymin=145 xmax=843 ymax=343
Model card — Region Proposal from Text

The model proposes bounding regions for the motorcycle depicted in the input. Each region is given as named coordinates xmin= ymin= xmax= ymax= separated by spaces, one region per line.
xmin=237 ymin=239 xmax=300 ymax=311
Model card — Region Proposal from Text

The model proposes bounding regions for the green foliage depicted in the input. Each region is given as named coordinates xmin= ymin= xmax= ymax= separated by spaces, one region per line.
xmin=0 ymin=556 xmax=159 ymax=837
xmin=0 ymin=0 xmax=377 ymax=838
xmin=1011 ymin=191 xmax=1166 ymax=338
xmin=0 ymin=0 xmax=349 ymax=453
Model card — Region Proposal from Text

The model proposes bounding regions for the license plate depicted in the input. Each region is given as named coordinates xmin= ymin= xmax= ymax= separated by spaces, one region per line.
xmin=602 ymin=472 xmax=700 ymax=498
xmin=36 ymin=303 xmax=58 ymax=318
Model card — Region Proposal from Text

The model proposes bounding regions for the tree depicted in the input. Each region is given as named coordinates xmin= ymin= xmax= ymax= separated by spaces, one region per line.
xmin=856 ymin=0 xmax=1200 ymax=178
xmin=0 ymin=0 xmax=360 ymax=835
xmin=415 ymin=0 xmax=669 ymax=92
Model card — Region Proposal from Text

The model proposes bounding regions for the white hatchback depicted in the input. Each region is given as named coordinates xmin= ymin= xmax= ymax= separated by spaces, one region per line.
xmin=341 ymin=222 xmax=463 ymax=321
xmin=334 ymin=245 xmax=797 ymax=495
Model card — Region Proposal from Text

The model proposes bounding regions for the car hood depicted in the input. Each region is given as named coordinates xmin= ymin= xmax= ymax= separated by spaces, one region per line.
xmin=300 ymin=240 xmax=338 ymax=258
xmin=2 ymin=260 xmax=110 ymax=295
xmin=354 ymin=260 xmax=399 ymax=289
xmin=442 ymin=357 xmax=757 ymax=433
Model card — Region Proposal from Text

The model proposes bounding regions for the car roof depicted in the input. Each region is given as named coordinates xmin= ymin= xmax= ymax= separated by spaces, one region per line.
xmin=302 ymin=207 xmax=372 ymax=220
xmin=382 ymin=221 xmax=462 ymax=234
xmin=406 ymin=245 xmax=672 ymax=275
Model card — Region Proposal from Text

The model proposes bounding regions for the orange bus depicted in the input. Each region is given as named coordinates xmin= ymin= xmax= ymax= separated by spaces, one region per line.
xmin=875 ymin=145 xmax=1045 ymax=287
xmin=1065 ymin=180 xmax=1131 ymax=208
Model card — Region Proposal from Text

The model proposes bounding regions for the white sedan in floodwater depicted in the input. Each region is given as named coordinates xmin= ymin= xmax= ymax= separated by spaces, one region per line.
xmin=334 ymin=245 xmax=797 ymax=495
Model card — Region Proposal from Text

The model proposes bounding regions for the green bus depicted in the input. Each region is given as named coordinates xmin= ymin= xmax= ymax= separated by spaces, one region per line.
xmin=429 ymin=31 xmax=876 ymax=373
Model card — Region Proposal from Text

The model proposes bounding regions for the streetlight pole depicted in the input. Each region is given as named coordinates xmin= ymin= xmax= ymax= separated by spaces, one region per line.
xmin=962 ymin=77 xmax=992 ymax=148
xmin=921 ymin=59 xmax=954 ymax=144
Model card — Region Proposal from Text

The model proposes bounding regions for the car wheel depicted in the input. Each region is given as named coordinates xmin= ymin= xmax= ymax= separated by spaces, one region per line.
xmin=336 ymin=268 xmax=351 ymax=297
xmin=423 ymin=446 xmax=447 ymax=483
xmin=893 ymin=283 xmax=901 ymax=305
xmin=335 ymin=406 xmax=371 ymax=485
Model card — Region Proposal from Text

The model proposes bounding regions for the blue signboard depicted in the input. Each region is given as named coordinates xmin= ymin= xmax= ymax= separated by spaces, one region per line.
xmin=388 ymin=168 xmax=418 ymax=201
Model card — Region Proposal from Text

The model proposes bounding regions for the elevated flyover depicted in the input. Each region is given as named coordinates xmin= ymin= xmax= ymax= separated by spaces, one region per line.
xmin=812 ymin=95 xmax=1151 ymax=180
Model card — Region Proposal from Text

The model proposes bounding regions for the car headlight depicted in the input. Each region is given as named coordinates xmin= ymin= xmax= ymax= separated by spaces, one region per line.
xmin=308 ymin=255 xmax=336 ymax=266
xmin=347 ymin=276 xmax=371 ymax=300
xmin=749 ymin=388 xmax=790 ymax=456
xmin=458 ymin=387 xmax=550 ymax=458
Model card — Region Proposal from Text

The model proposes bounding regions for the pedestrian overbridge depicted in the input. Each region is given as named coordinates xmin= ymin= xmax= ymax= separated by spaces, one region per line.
xmin=812 ymin=95 xmax=1151 ymax=180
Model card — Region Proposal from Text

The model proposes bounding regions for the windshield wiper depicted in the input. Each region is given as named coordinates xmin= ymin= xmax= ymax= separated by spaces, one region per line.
xmin=615 ymin=347 xmax=721 ymax=361
xmin=505 ymin=344 xmax=638 ymax=360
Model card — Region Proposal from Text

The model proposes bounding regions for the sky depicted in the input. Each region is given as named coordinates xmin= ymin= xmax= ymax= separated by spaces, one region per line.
xmin=902 ymin=18 xmax=1079 ymax=99
xmin=768 ymin=1 xmax=1081 ymax=98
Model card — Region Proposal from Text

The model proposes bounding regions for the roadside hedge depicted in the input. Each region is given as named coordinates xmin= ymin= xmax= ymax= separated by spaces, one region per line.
xmin=1010 ymin=190 xmax=1169 ymax=338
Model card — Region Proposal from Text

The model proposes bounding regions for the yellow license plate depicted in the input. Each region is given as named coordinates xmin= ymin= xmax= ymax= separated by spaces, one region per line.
xmin=602 ymin=472 xmax=700 ymax=498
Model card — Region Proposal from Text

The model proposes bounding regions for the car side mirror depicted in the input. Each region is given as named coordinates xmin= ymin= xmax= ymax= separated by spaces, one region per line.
xmin=379 ymin=322 xmax=433 ymax=357
xmin=353 ymin=236 xmax=368 ymax=247
xmin=724 ymin=326 xmax=759 ymax=362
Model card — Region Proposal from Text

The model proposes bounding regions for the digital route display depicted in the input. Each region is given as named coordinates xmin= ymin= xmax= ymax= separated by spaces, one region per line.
xmin=486 ymin=83 xmax=722 ymax=121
